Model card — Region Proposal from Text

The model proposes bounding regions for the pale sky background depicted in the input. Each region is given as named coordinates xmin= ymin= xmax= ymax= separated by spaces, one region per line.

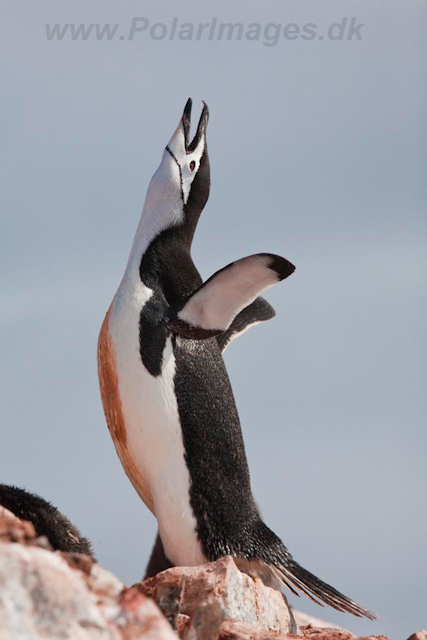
xmin=1 ymin=1 xmax=426 ymax=638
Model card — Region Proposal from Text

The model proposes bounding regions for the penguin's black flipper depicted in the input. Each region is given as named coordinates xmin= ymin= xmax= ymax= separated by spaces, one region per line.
xmin=0 ymin=484 xmax=95 ymax=558
xmin=217 ymin=296 xmax=276 ymax=352
xmin=166 ymin=253 xmax=295 ymax=340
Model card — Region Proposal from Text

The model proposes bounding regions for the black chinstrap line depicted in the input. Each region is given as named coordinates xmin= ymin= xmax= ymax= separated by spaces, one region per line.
xmin=165 ymin=145 xmax=184 ymax=202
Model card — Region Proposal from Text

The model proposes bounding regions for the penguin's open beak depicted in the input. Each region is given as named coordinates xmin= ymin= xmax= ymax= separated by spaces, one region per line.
xmin=167 ymin=98 xmax=209 ymax=157
xmin=182 ymin=98 xmax=209 ymax=153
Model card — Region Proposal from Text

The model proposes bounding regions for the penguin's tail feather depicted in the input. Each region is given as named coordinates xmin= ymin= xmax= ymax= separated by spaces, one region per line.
xmin=267 ymin=554 xmax=377 ymax=620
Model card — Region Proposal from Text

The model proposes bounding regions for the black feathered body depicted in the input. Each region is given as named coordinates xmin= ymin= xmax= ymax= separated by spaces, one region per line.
xmin=0 ymin=484 xmax=94 ymax=557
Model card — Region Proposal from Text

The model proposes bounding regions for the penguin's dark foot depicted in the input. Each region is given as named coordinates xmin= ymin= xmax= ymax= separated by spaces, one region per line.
xmin=0 ymin=484 xmax=95 ymax=559
xmin=144 ymin=531 xmax=174 ymax=579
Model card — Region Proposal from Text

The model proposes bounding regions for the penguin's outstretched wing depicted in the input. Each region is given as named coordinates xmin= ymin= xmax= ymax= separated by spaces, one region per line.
xmin=216 ymin=296 xmax=275 ymax=352
xmin=166 ymin=253 xmax=295 ymax=339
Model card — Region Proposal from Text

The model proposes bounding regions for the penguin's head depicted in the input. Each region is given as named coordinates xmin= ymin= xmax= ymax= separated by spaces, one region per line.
xmin=142 ymin=98 xmax=210 ymax=242
xmin=166 ymin=97 xmax=210 ymax=205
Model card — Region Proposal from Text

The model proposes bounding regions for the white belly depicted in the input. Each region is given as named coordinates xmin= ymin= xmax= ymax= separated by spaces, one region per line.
xmin=107 ymin=277 xmax=205 ymax=566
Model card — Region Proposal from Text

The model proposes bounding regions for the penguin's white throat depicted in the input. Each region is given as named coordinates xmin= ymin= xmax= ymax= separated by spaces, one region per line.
xmin=125 ymin=159 xmax=184 ymax=275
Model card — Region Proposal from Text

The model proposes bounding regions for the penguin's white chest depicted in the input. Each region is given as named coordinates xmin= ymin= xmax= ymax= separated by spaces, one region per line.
xmin=103 ymin=278 xmax=205 ymax=566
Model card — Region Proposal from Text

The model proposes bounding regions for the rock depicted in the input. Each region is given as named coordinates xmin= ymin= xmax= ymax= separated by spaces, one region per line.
xmin=217 ymin=622 xmax=395 ymax=640
xmin=0 ymin=508 xmax=417 ymax=640
xmin=407 ymin=633 xmax=427 ymax=640
xmin=0 ymin=505 xmax=38 ymax=544
xmin=219 ymin=618 xmax=291 ymax=639
xmin=298 ymin=630 xmax=391 ymax=640
xmin=136 ymin=556 xmax=294 ymax=635
xmin=184 ymin=601 xmax=225 ymax=640
xmin=298 ymin=628 xmax=355 ymax=640
xmin=293 ymin=611 xmax=341 ymax=631
xmin=155 ymin=581 xmax=184 ymax=629
xmin=0 ymin=540 xmax=178 ymax=639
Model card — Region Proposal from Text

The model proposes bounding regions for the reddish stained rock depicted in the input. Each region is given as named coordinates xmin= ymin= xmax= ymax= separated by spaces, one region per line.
xmin=216 ymin=622 xmax=395 ymax=640
xmin=293 ymin=611 xmax=341 ymax=631
xmin=407 ymin=633 xmax=427 ymax=640
xmin=219 ymin=618 xmax=291 ymax=639
xmin=183 ymin=601 xmax=225 ymax=640
xmin=62 ymin=550 xmax=95 ymax=575
xmin=0 ymin=505 xmax=37 ymax=544
xmin=0 ymin=532 xmax=178 ymax=639
xmin=136 ymin=555 xmax=294 ymax=635
xmin=298 ymin=628 xmax=392 ymax=640
xmin=0 ymin=508 xmax=415 ymax=640
xmin=298 ymin=627 xmax=355 ymax=640
xmin=298 ymin=631 xmax=392 ymax=640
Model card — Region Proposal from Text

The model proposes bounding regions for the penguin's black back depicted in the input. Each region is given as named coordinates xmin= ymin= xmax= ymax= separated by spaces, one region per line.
xmin=0 ymin=484 xmax=94 ymax=558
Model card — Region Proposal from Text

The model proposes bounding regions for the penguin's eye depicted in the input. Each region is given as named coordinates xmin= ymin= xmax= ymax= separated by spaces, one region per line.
xmin=189 ymin=160 xmax=196 ymax=171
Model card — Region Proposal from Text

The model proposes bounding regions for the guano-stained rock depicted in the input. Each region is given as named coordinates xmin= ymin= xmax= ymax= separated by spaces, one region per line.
xmin=0 ymin=508 xmax=413 ymax=640
xmin=136 ymin=555 xmax=294 ymax=635
xmin=0 ymin=508 xmax=178 ymax=640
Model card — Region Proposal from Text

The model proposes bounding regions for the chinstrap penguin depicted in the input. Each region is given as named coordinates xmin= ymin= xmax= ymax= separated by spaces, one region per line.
xmin=0 ymin=483 xmax=94 ymax=557
xmin=98 ymin=98 xmax=375 ymax=620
